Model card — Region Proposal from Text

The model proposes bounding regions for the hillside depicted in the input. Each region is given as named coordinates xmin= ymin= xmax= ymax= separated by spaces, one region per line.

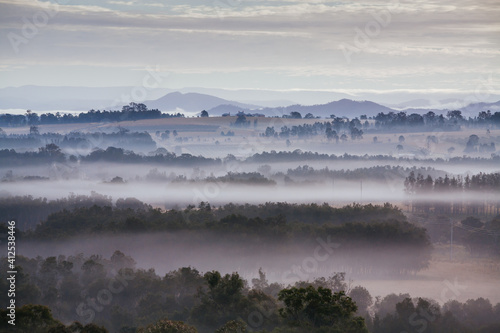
xmin=145 ymin=92 xmax=260 ymax=113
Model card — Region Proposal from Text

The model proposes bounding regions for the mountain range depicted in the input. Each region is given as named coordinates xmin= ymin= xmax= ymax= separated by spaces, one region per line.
xmin=0 ymin=86 xmax=499 ymax=118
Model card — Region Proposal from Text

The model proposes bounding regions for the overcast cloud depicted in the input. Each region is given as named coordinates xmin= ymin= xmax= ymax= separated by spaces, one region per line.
xmin=0 ymin=0 xmax=499 ymax=94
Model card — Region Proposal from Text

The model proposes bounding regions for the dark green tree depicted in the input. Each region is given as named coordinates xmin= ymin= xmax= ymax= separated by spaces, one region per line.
xmin=137 ymin=318 xmax=197 ymax=333
xmin=277 ymin=286 xmax=368 ymax=332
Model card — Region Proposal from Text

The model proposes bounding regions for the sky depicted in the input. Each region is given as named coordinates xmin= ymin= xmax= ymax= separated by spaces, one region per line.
xmin=0 ymin=0 xmax=499 ymax=95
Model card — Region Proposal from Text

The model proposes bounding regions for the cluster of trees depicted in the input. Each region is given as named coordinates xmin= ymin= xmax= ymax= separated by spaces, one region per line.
xmin=220 ymin=130 xmax=234 ymax=137
xmin=23 ymin=202 xmax=411 ymax=236
xmin=2 ymin=253 xmax=500 ymax=333
xmin=372 ymin=294 xmax=500 ymax=333
xmin=405 ymin=171 xmax=500 ymax=194
xmin=281 ymin=165 xmax=444 ymax=183
xmin=2 ymin=105 xmax=499 ymax=134
xmin=0 ymin=304 xmax=109 ymax=332
xmin=0 ymin=143 xmax=68 ymax=166
xmin=1 ymin=195 xmax=408 ymax=232
xmin=458 ymin=216 xmax=500 ymax=257
xmin=262 ymin=119 xmax=364 ymax=142
xmin=82 ymin=147 xmax=218 ymax=165
xmin=0 ymin=145 xmax=220 ymax=167
xmin=0 ymin=252 xmax=368 ymax=332
xmin=0 ymin=132 xmax=41 ymax=149
xmin=374 ymin=111 xmax=437 ymax=129
xmin=404 ymin=171 xmax=500 ymax=215
xmin=230 ymin=113 xmax=259 ymax=128
xmin=0 ymin=103 xmax=184 ymax=127
xmin=262 ymin=122 xmax=326 ymax=139
xmin=413 ymin=214 xmax=500 ymax=257
xmin=11 ymin=202 xmax=431 ymax=275
xmin=142 ymin=165 xmax=443 ymax=186
xmin=281 ymin=111 xmax=318 ymax=119
xmin=172 ymin=172 xmax=276 ymax=185
xmin=374 ymin=110 xmax=500 ymax=130
xmin=257 ymin=109 xmax=500 ymax=140
xmin=245 ymin=150 xmax=500 ymax=165
xmin=0 ymin=128 xmax=157 ymax=152
xmin=209 ymin=202 xmax=407 ymax=225
xmin=0 ymin=193 xmax=150 ymax=230
xmin=464 ymin=134 xmax=496 ymax=153
xmin=155 ymin=129 xmax=178 ymax=141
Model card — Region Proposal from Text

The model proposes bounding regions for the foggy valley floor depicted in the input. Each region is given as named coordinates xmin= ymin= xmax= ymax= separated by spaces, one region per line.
xmin=1 ymin=115 xmax=500 ymax=332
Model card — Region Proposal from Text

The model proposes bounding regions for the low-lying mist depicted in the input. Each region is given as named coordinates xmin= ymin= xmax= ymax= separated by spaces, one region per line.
xmin=18 ymin=232 xmax=500 ymax=305
xmin=2 ymin=178 xmax=498 ymax=210
xmin=0 ymin=178 xmax=404 ymax=207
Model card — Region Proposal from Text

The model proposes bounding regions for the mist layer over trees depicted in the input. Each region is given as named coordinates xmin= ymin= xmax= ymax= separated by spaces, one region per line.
xmin=1 ymin=104 xmax=499 ymax=332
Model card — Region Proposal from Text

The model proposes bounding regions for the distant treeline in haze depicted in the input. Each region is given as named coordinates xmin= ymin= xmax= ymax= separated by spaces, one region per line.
xmin=1 ymin=144 xmax=500 ymax=167
xmin=1 ymin=102 xmax=500 ymax=131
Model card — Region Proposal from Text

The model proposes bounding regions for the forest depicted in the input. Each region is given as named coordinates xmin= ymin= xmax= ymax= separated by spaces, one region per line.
xmin=1 ymin=192 xmax=499 ymax=332
xmin=1 ymin=104 xmax=499 ymax=333
xmin=2 ymin=201 xmax=431 ymax=274
xmin=1 ymin=252 xmax=500 ymax=333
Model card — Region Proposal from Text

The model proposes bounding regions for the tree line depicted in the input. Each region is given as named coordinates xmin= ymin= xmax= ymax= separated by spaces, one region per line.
xmin=373 ymin=109 xmax=500 ymax=130
xmin=2 ymin=105 xmax=499 ymax=135
xmin=0 ymin=103 xmax=184 ymax=127
xmin=244 ymin=150 xmax=500 ymax=165
xmin=0 ymin=145 xmax=220 ymax=166
xmin=1 ymin=252 xmax=499 ymax=333
xmin=0 ymin=193 xmax=150 ymax=231
xmin=146 ymin=165 xmax=442 ymax=186
xmin=0 ymin=128 xmax=156 ymax=152
xmin=1 ymin=195 xmax=406 ymax=231
xmin=171 ymin=172 xmax=277 ymax=186
xmin=2 ymin=143 xmax=500 ymax=167
xmin=7 ymin=202 xmax=432 ymax=275
xmin=258 ymin=109 xmax=500 ymax=142
xmin=282 ymin=165 xmax=444 ymax=183
xmin=405 ymin=171 xmax=500 ymax=193
xmin=404 ymin=171 xmax=500 ymax=215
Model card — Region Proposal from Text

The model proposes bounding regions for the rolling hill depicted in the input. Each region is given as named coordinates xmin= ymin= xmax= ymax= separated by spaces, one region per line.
xmin=144 ymin=92 xmax=260 ymax=113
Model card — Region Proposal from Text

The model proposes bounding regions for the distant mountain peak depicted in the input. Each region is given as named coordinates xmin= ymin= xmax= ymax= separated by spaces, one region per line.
xmin=145 ymin=91 xmax=261 ymax=112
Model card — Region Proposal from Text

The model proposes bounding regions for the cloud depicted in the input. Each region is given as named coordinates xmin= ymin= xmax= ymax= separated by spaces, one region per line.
xmin=0 ymin=0 xmax=498 ymax=90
